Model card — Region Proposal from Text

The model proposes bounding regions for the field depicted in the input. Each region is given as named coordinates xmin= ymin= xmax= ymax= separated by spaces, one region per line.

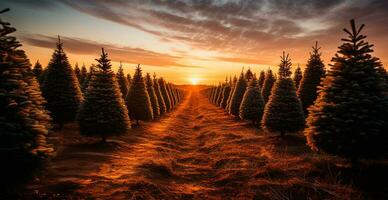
xmin=22 ymin=86 xmax=387 ymax=199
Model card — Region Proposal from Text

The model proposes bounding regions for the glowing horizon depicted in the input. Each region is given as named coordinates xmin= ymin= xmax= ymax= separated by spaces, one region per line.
xmin=2 ymin=0 xmax=388 ymax=85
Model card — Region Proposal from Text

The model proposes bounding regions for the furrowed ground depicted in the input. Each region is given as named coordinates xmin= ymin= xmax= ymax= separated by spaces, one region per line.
xmin=25 ymin=86 xmax=387 ymax=199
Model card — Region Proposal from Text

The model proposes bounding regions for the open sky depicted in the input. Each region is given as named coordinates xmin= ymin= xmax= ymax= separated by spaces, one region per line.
xmin=2 ymin=0 xmax=388 ymax=84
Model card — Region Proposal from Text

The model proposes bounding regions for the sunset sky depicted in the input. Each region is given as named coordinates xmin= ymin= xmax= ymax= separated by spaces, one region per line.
xmin=2 ymin=0 xmax=388 ymax=84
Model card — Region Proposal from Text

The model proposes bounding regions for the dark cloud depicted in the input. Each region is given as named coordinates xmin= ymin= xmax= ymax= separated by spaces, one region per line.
xmin=20 ymin=34 xmax=199 ymax=68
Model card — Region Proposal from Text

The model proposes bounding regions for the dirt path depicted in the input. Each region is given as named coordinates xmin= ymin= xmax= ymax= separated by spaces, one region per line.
xmin=28 ymin=87 xmax=360 ymax=199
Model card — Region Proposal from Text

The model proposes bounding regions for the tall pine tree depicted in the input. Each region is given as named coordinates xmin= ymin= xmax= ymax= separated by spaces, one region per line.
xmin=305 ymin=20 xmax=388 ymax=160
xmin=153 ymin=74 xmax=166 ymax=115
xmin=220 ymin=82 xmax=232 ymax=109
xmin=159 ymin=78 xmax=172 ymax=111
xmin=262 ymin=52 xmax=305 ymax=136
xmin=228 ymin=72 xmax=247 ymax=117
xmin=261 ymin=69 xmax=275 ymax=103
xmin=258 ymin=70 xmax=265 ymax=88
xmin=226 ymin=76 xmax=237 ymax=111
xmin=42 ymin=36 xmax=83 ymax=126
xmin=293 ymin=65 xmax=302 ymax=90
xmin=32 ymin=60 xmax=43 ymax=84
xmin=297 ymin=42 xmax=326 ymax=115
xmin=80 ymin=63 xmax=87 ymax=85
xmin=146 ymin=73 xmax=160 ymax=118
xmin=116 ymin=62 xmax=129 ymax=98
xmin=126 ymin=65 xmax=153 ymax=125
xmin=77 ymin=49 xmax=130 ymax=142
xmin=239 ymin=77 xmax=265 ymax=124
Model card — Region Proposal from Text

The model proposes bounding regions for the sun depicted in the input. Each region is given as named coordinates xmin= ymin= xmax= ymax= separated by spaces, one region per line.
xmin=189 ymin=77 xmax=200 ymax=85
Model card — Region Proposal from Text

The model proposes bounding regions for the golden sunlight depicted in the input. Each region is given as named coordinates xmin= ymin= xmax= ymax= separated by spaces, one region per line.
xmin=189 ymin=77 xmax=200 ymax=85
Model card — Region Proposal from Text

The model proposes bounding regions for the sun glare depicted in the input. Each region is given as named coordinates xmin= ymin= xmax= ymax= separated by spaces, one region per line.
xmin=189 ymin=77 xmax=200 ymax=85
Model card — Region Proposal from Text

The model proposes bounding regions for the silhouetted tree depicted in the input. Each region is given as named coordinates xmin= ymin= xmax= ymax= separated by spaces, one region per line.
xmin=262 ymin=52 xmax=304 ymax=136
xmin=245 ymin=68 xmax=254 ymax=82
xmin=146 ymin=73 xmax=160 ymax=118
xmin=305 ymin=20 xmax=388 ymax=160
xmin=258 ymin=70 xmax=265 ymax=88
xmin=117 ymin=63 xmax=129 ymax=98
xmin=0 ymin=16 xmax=53 ymax=189
xmin=229 ymin=72 xmax=247 ymax=116
xmin=153 ymin=74 xmax=166 ymax=115
xmin=32 ymin=60 xmax=43 ymax=84
xmin=226 ymin=76 xmax=237 ymax=111
xmin=77 ymin=49 xmax=130 ymax=142
xmin=297 ymin=42 xmax=326 ymax=115
xmin=82 ymin=65 xmax=94 ymax=92
xmin=42 ymin=36 xmax=83 ymax=126
xmin=74 ymin=62 xmax=81 ymax=84
xmin=220 ymin=82 xmax=231 ymax=109
xmin=239 ymin=77 xmax=265 ymax=124
xmin=293 ymin=65 xmax=302 ymax=90
xmin=80 ymin=63 xmax=87 ymax=85
xmin=126 ymin=65 xmax=153 ymax=125
xmin=261 ymin=69 xmax=275 ymax=103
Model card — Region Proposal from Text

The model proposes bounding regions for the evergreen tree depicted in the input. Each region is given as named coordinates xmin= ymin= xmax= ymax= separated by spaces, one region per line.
xmin=127 ymin=73 xmax=132 ymax=87
xmin=261 ymin=69 xmax=275 ymax=103
xmin=126 ymin=65 xmax=153 ymax=125
xmin=146 ymin=73 xmax=160 ymax=118
xmin=229 ymin=72 xmax=247 ymax=116
xmin=166 ymin=83 xmax=175 ymax=108
xmin=82 ymin=65 xmax=94 ymax=92
xmin=209 ymin=86 xmax=215 ymax=103
xmin=305 ymin=20 xmax=388 ymax=159
xmin=77 ymin=49 xmax=130 ymax=142
xmin=0 ymin=15 xmax=53 ymax=189
xmin=116 ymin=62 xmax=129 ymax=98
xmin=153 ymin=74 xmax=166 ymax=115
xmin=159 ymin=78 xmax=172 ymax=111
xmin=297 ymin=42 xmax=326 ymax=115
xmin=213 ymin=83 xmax=222 ymax=105
xmin=32 ymin=60 xmax=43 ymax=84
xmin=80 ymin=63 xmax=87 ymax=85
xmin=293 ymin=65 xmax=302 ymax=90
xmin=245 ymin=68 xmax=254 ymax=82
xmin=74 ymin=62 xmax=81 ymax=84
xmin=258 ymin=70 xmax=265 ymax=88
xmin=42 ymin=36 xmax=83 ymax=126
xmin=239 ymin=77 xmax=265 ymax=124
xmin=220 ymin=83 xmax=231 ymax=109
xmin=262 ymin=52 xmax=305 ymax=136
xmin=226 ymin=76 xmax=237 ymax=111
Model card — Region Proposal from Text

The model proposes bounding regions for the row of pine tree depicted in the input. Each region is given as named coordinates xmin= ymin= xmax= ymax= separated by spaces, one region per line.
xmin=0 ymin=14 xmax=183 ymax=190
xmin=206 ymin=20 xmax=388 ymax=161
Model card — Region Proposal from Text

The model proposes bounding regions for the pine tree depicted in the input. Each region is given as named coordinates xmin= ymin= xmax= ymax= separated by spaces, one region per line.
xmin=166 ymin=83 xmax=175 ymax=108
xmin=116 ymin=62 xmax=129 ymax=98
xmin=153 ymin=74 xmax=166 ymax=115
xmin=220 ymin=83 xmax=231 ymax=109
xmin=293 ymin=65 xmax=303 ymax=90
xmin=159 ymin=78 xmax=172 ymax=111
xmin=126 ymin=65 xmax=153 ymax=125
xmin=239 ymin=77 xmax=265 ymax=124
xmin=77 ymin=49 xmax=130 ymax=142
xmin=226 ymin=76 xmax=237 ymax=111
xmin=229 ymin=72 xmax=247 ymax=116
xmin=146 ymin=73 xmax=160 ymax=118
xmin=261 ymin=69 xmax=275 ymax=103
xmin=0 ymin=15 xmax=53 ymax=188
xmin=258 ymin=70 xmax=265 ymax=88
xmin=245 ymin=68 xmax=254 ymax=82
xmin=82 ymin=65 xmax=94 ymax=92
xmin=32 ymin=60 xmax=43 ymax=84
xmin=305 ymin=20 xmax=388 ymax=160
xmin=42 ymin=36 xmax=83 ymax=126
xmin=297 ymin=42 xmax=326 ymax=115
xmin=80 ymin=63 xmax=87 ymax=85
xmin=262 ymin=52 xmax=305 ymax=136
xmin=74 ymin=62 xmax=81 ymax=84
xmin=127 ymin=73 xmax=132 ymax=86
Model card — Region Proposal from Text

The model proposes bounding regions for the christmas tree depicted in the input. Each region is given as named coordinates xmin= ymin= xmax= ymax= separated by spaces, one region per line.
xmin=153 ymin=74 xmax=166 ymax=115
xmin=32 ymin=60 xmax=43 ymax=84
xmin=226 ymin=76 xmax=237 ymax=112
xmin=166 ymin=83 xmax=176 ymax=108
xmin=146 ymin=73 xmax=160 ymax=118
xmin=42 ymin=36 xmax=83 ymax=126
xmin=245 ymin=68 xmax=254 ymax=82
xmin=297 ymin=42 xmax=326 ymax=115
xmin=77 ymin=48 xmax=130 ymax=142
xmin=159 ymin=78 xmax=172 ymax=111
xmin=261 ymin=69 xmax=275 ymax=103
xmin=0 ymin=14 xmax=53 ymax=188
xmin=80 ymin=64 xmax=87 ymax=85
xmin=305 ymin=20 xmax=388 ymax=160
xmin=293 ymin=65 xmax=302 ymax=90
xmin=81 ymin=65 xmax=94 ymax=92
xmin=228 ymin=72 xmax=247 ymax=116
xmin=116 ymin=62 xmax=129 ymax=98
xmin=258 ymin=70 xmax=265 ymax=88
xmin=220 ymin=82 xmax=231 ymax=109
xmin=262 ymin=52 xmax=305 ymax=136
xmin=74 ymin=62 xmax=81 ymax=85
xmin=126 ymin=65 xmax=153 ymax=125
xmin=239 ymin=77 xmax=265 ymax=124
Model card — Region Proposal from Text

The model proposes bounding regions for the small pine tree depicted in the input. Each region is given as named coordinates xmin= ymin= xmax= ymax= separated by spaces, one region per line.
xmin=82 ymin=65 xmax=94 ymax=92
xmin=77 ymin=49 xmax=130 ymax=142
xmin=258 ymin=70 xmax=265 ymax=88
xmin=126 ymin=65 xmax=153 ymax=125
xmin=239 ymin=77 xmax=265 ymax=124
xmin=262 ymin=52 xmax=305 ymax=136
xmin=297 ymin=42 xmax=326 ymax=115
xmin=166 ymin=83 xmax=175 ymax=108
xmin=80 ymin=64 xmax=87 ymax=85
xmin=245 ymin=68 xmax=254 ymax=82
xmin=146 ymin=73 xmax=160 ymax=118
xmin=0 ymin=16 xmax=53 ymax=189
xmin=220 ymin=83 xmax=231 ymax=109
xmin=226 ymin=76 xmax=237 ymax=111
xmin=293 ymin=65 xmax=303 ymax=90
xmin=117 ymin=62 xmax=129 ymax=98
xmin=153 ymin=74 xmax=166 ymax=115
xmin=32 ymin=60 xmax=43 ymax=84
xmin=159 ymin=78 xmax=172 ymax=111
xmin=42 ymin=36 xmax=83 ymax=126
xmin=229 ymin=72 xmax=247 ymax=116
xmin=74 ymin=62 xmax=81 ymax=84
xmin=261 ymin=69 xmax=275 ymax=103
xmin=127 ymin=73 xmax=132 ymax=86
xmin=305 ymin=20 xmax=388 ymax=160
